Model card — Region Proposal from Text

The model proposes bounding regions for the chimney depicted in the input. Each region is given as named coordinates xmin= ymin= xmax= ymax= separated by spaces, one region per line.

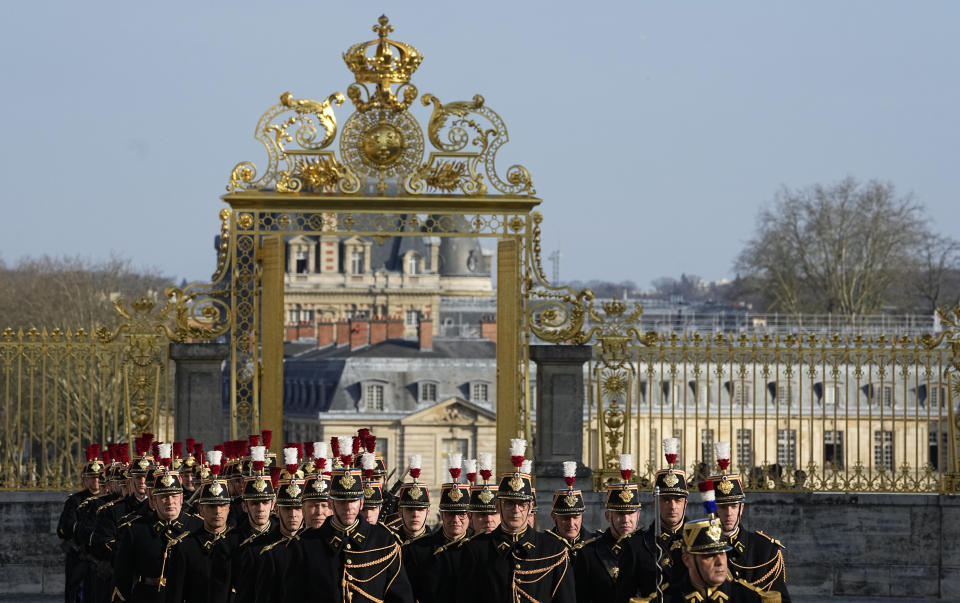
xmin=317 ymin=322 xmax=334 ymax=347
xmin=285 ymin=325 xmax=298 ymax=342
xmin=481 ymin=316 xmax=497 ymax=343
xmin=349 ymin=319 xmax=370 ymax=350
xmin=418 ymin=317 xmax=433 ymax=351
xmin=369 ymin=318 xmax=387 ymax=346
xmin=387 ymin=316 xmax=405 ymax=340
xmin=335 ymin=321 xmax=350 ymax=347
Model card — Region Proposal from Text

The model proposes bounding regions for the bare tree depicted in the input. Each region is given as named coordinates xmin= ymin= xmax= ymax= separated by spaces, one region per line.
xmin=735 ymin=178 xmax=929 ymax=315
xmin=908 ymin=234 xmax=960 ymax=313
xmin=0 ymin=254 xmax=173 ymax=330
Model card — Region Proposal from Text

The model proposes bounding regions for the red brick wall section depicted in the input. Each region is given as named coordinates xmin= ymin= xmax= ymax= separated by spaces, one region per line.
xmin=481 ymin=320 xmax=497 ymax=343
xmin=418 ymin=318 xmax=433 ymax=351
xmin=350 ymin=320 xmax=369 ymax=350
xmin=317 ymin=322 xmax=334 ymax=347
xmin=336 ymin=322 xmax=350 ymax=347
xmin=369 ymin=320 xmax=387 ymax=346
xmin=387 ymin=318 xmax=404 ymax=340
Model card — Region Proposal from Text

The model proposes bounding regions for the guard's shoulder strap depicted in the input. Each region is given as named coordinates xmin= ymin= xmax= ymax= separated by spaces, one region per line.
xmin=736 ymin=578 xmax=781 ymax=601
xmin=754 ymin=530 xmax=785 ymax=549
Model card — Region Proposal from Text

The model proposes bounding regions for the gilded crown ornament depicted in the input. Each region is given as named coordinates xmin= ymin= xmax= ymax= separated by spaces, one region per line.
xmin=343 ymin=15 xmax=423 ymax=112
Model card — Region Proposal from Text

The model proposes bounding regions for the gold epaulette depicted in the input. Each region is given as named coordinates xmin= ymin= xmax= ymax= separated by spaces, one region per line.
xmin=736 ymin=578 xmax=780 ymax=601
xmin=545 ymin=529 xmax=566 ymax=544
xmin=574 ymin=535 xmax=598 ymax=550
xmin=164 ymin=530 xmax=191 ymax=550
xmin=116 ymin=515 xmax=140 ymax=530
xmin=629 ymin=582 xmax=669 ymax=603
xmin=433 ymin=532 xmax=479 ymax=556
xmin=259 ymin=536 xmax=289 ymax=555
xmin=755 ymin=531 xmax=785 ymax=549
xmin=96 ymin=499 xmax=120 ymax=515
xmin=239 ymin=530 xmax=269 ymax=548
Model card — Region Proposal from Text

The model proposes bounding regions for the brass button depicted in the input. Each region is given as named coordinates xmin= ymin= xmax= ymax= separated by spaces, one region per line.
xmin=515 ymin=563 xmax=521 ymax=569
xmin=346 ymin=559 xmax=353 ymax=565
xmin=346 ymin=544 xmax=352 ymax=550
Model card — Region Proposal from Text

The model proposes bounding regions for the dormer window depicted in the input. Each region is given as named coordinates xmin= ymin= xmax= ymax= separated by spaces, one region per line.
xmin=420 ymin=382 xmax=437 ymax=403
xmin=351 ymin=249 xmax=365 ymax=274
xmin=295 ymin=250 xmax=308 ymax=274
xmin=406 ymin=252 xmax=421 ymax=275
xmin=364 ymin=383 xmax=384 ymax=411
xmin=471 ymin=382 xmax=489 ymax=403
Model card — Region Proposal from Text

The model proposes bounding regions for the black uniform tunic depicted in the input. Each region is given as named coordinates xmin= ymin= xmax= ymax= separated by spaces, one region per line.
xmin=614 ymin=521 xmax=681 ymax=603
xmin=457 ymin=526 xmax=575 ymax=603
xmin=402 ymin=527 xmax=466 ymax=603
xmin=286 ymin=518 xmax=414 ymax=603
xmin=249 ymin=530 xmax=300 ymax=603
xmin=545 ymin=528 xmax=590 ymax=561
xmin=111 ymin=511 xmax=202 ymax=603
xmin=575 ymin=528 xmax=633 ymax=603
xmin=165 ymin=526 xmax=232 ymax=603
xmin=57 ymin=488 xmax=99 ymax=603
xmin=726 ymin=526 xmax=790 ymax=602
xmin=208 ymin=517 xmax=278 ymax=603
xmin=645 ymin=574 xmax=771 ymax=602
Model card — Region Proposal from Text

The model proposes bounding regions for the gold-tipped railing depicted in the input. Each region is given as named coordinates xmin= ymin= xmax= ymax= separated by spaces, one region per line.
xmin=586 ymin=304 xmax=960 ymax=494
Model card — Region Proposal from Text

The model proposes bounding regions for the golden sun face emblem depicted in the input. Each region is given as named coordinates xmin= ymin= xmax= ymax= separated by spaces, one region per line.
xmin=717 ymin=479 xmax=734 ymax=495
xmin=360 ymin=122 xmax=405 ymax=166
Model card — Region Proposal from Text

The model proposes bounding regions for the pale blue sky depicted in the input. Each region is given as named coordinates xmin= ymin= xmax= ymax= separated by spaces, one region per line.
xmin=1 ymin=1 xmax=957 ymax=287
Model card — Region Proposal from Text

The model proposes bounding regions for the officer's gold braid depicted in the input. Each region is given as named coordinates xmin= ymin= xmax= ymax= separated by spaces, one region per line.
xmin=730 ymin=550 xmax=784 ymax=589
xmin=341 ymin=542 xmax=402 ymax=603
xmin=510 ymin=549 xmax=569 ymax=603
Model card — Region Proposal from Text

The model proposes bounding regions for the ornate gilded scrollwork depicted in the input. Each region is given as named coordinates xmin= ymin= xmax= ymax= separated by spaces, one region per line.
xmin=922 ymin=305 xmax=960 ymax=492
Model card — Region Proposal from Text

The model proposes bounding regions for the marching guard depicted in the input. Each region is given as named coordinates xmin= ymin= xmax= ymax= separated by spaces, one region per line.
xmin=454 ymin=439 xmax=575 ymax=603
xmin=616 ymin=438 xmax=689 ymax=603
xmin=58 ymin=444 xmax=104 ymax=603
xmin=546 ymin=460 xmax=589 ymax=559
xmin=710 ymin=442 xmax=790 ymax=602
xmin=468 ymin=453 xmax=501 ymax=535
xmin=576 ymin=454 xmax=645 ymax=603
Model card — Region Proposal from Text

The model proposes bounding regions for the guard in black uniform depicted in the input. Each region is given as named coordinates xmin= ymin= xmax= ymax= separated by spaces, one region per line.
xmin=286 ymin=466 xmax=414 ymax=602
xmin=577 ymin=456 xmax=645 ymax=603
xmin=546 ymin=460 xmax=589 ymax=559
xmin=249 ymin=461 xmax=305 ymax=603
xmin=302 ymin=472 xmax=333 ymax=529
xmin=616 ymin=440 xmax=689 ymax=603
xmin=111 ymin=459 xmax=202 ymax=602
xmin=710 ymin=468 xmax=790 ymax=601
xmin=90 ymin=448 xmax=152 ymax=579
xmin=165 ymin=457 xmax=232 ymax=603
xmin=359 ymin=479 xmax=384 ymax=525
xmin=454 ymin=441 xmax=575 ymax=603
xmin=404 ymin=455 xmax=470 ymax=603
xmin=58 ymin=445 xmax=104 ymax=603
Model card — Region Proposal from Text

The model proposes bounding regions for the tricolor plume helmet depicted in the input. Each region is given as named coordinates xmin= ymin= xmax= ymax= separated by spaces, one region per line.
xmin=552 ymin=460 xmax=584 ymax=515
xmin=82 ymin=444 xmax=104 ymax=477
xmin=399 ymin=456 xmax=429 ymax=509
xmin=654 ymin=438 xmax=688 ymax=496
xmin=682 ymin=479 xmax=731 ymax=555
xmin=498 ymin=439 xmax=533 ymax=501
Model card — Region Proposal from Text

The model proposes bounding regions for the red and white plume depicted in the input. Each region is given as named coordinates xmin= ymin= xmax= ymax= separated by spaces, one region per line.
xmin=313 ymin=441 xmax=327 ymax=460
xmin=207 ymin=450 xmax=223 ymax=475
xmin=361 ymin=451 xmax=376 ymax=480
xmin=158 ymin=443 xmax=172 ymax=468
xmin=619 ymin=454 xmax=634 ymax=482
xmin=463 ymin=458 xmax=478 ymax=484
xmin=509 ymin=438 xmax=527 ymax=470
xmin=448 ymin=453 xmax=462 ymax=483
xmin=283 ymin=447 xmax=298 ymax=475
xmin=337 ymin=436 xmax=354 ymax=465
xmin=478 ymin=452 xmax=494 ymax=483
xmin=408 ymin=454 xmax=422 ymax=481
xmin=250 ymin=445 xmax=266 ymax=473
xmin=663 ymin=438 xmax=680 ymax=468
xmin=562 ymin=461 xmax=577 ymax=489
xmin=714 ymin=441 xmax=731 ymax=473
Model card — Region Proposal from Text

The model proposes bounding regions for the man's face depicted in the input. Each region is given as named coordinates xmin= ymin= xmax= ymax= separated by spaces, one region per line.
xmin=181 ymin=472 xmax=196 ymax=491
xmin=130 ymin=475 xmax=147 ymax=498
xmin=82 ymin=476 xmax=100 ymax=494
xmin=660 ymin=496 xmax=686 ymax=528
xmin=606 ymin=509 xmax=640 ymax=539
xmin=440 ymin=511 xmax=469 ymax=539
xmin=471 ymin=512 xmax=500 ymax=534
xmin=199 ymin=503 xmax=230 ymax=532
xmin=683 ymin=552 xmax=728 ymax=588
xmin=154 ymin=493 xmax=183 ymax=521
xmin=242 ymin=498 xmax=275 ymax=529
xmin=303 ymin=500 xmax=327 ymax=529
xmin=277 ymin=505 xmax=303 ymax=536
xmin=360 ymin=505 xmax=382 ymax=525
xmin=717 ymin=503 xmax=743 ymax=534
xmin=332 ymin=498 xmax=363 ymax=527
xmin=400 ymin=507 xmax=428 ymax=535
xmin=551 ymin=513 xmax=583 ymax=540
xmin=498 ymin=499 xmax=531 ymax=532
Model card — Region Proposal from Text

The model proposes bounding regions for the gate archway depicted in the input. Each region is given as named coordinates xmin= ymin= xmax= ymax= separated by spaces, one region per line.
xmin=175 ymin=16 xmax=585 ymax=474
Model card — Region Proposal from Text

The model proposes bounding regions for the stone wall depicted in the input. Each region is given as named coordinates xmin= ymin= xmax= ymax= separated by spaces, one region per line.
xmin=3 ymin=490 xmax=957 ymax=598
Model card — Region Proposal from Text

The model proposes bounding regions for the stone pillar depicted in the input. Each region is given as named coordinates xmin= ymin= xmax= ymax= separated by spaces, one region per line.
xmin=530 ymin=344 xmax=593 ymax=495
xmin=171 ymin=343 xmax=229 ymax=445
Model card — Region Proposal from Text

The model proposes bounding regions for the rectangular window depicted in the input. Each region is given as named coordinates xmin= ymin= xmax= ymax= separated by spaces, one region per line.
xmin=824 ymin=430 xmax=844 ymax=470
xmin=928 ymin=385 xmax=945 ymax=408
xmin=288 ymin=309 xmax=299 ymax=323
xmin=777 ymin=383 xmax=792 ymax=405
xmin=732 ymin=381 xmax=751 ymax=406
xmin=929 ymin=427 xmax=948 ymax=470
xmin=874 ymin=430 xmax=894 ymax=471
xmin=301 ymin=309 xmax=314 ymax=323
xmin=365 ymin=384 xmax=384 ymax=411
xmin=296 ymin=250 xmax=308 ymax=274
xmin=700 ymin=429 xmax=714 ymax=464
xmin=351 ymin=250 xmax=364 ymax=274
xmin=420 ymin=382 xmax=437 ymax=403
xmin=777 ymin=429 xmax=796 ymax=467
xmin=406 ymin=310 xmax=419 ymax=327
xmin=471 ymin=383 xmax=489 ymax=402
xmin=442 ymin=438 xmax=469 ymax=459
xmin=736 ymin=428 xmax=753 ymax=471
